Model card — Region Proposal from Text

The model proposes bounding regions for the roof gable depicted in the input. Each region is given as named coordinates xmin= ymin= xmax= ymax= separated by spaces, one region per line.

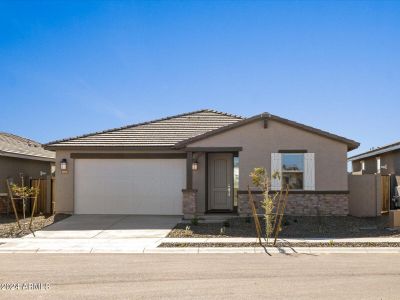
xmin=175 ymin=113 xmax=359 ymax=151
xmin=45 ymin=109 xmax=243 ymax=149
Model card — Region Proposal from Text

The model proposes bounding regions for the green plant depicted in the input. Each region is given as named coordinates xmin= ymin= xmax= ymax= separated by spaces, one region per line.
xmin=191 ymin=216 xmax=199 ymax=226
xmin=328 ymin=240 xmax=335 ymax=247
xmin=249 ymin=167 xmax=281 ymax=244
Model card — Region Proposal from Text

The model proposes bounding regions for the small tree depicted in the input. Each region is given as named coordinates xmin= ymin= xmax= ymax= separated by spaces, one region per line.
xmin=249 ymin=168 xmax=281 ymax=244
xmin=11 ymin=184 xmax=39 ymax=219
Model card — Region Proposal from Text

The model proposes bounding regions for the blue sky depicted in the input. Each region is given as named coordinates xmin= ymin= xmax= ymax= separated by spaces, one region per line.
xmin=0 ymin=1 xmax=399 ymax=156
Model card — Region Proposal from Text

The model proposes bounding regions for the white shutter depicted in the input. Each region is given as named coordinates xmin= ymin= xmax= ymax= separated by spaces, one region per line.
xmin=271 ymin=153 xmax=282 ymax=191
xmin=304 ymin=153 xmax=315 ymax=190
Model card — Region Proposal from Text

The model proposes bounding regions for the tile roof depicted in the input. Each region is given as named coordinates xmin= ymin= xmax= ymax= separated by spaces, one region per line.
xmin=0 ymin=132 xmax=55 ymax=161
xmin=46 ymin=109 xmax=243 ymax=148
xmin=45 ymin=109 xmax=359 ymax=151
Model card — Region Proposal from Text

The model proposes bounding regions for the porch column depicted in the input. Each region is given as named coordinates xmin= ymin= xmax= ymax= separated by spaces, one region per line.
xmin=186 ymin=151 xmax=193 ymax=190
xmin=183 ymin=151 xmax=197 ymax=218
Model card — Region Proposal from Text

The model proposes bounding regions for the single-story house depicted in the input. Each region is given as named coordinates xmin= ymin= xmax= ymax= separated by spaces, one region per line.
xmin=0 ymin=132 xmax=55 ymax=213
xmin=348 ymin=140 xmax=400 ymax=214
xmin=349 ymin=140 xmax=400 ymax=175
xmin=45 ymin=109 xmax=359 ymax=218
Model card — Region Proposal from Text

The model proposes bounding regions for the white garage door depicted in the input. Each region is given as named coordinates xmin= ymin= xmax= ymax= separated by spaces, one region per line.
xmin=74 ymin=159 xmax=186 ymax=215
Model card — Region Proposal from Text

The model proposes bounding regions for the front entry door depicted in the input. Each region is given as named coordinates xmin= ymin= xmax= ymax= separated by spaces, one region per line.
xmin=208 ymin=153 xmax=233 ymax=211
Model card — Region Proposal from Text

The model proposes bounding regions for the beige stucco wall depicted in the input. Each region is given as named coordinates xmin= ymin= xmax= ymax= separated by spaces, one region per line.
xmin=54 ymin=150 xmax=75 ymax=213
xmin=192 ymin=152 xmax=206 ymax=213
xmin=0 ymin=156 xmax=53 ymax=193
xmin=54 ymin=120 xmax=350 ymax=214
xmin=348 ymin=174 xmax=381 ymax=217
xmin=54 ymin=149 xmax=186 ymax=214
xmin=188 ymin=119 xmax=349 ymax=191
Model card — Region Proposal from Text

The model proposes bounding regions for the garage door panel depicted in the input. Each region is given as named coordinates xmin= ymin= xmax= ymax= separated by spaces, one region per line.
xmin=74 ymin=159 xmax=185 ymax=214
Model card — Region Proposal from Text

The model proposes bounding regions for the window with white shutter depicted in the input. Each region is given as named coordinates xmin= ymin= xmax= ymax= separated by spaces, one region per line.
xmin=303 ymin=153 xmax=315 ymax=190
xmin=272 ymin=152 xmax=315 ymax=190
xmin=270 ymin=153 xmax=282 ymax=190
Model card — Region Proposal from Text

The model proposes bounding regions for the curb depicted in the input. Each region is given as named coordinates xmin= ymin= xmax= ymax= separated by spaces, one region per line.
xmin=145 ymin=247 xmax=400 ymax=254
xmin=1 ymin=247 xmax=400 ymax=254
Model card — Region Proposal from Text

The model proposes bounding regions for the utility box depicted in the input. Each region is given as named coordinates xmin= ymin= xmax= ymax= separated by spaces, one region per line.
xmin=389 ymin=210 xmax=400 ymax=228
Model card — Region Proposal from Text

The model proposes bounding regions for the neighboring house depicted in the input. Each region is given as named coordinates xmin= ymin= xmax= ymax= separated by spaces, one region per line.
xmin=45 ymin=109 xmax=359 ymax=218
xmin=349 ymin=141 xmax=400 ymax=175
xmin=348 ymin=141 xmax=400 ymax=218
xmin=0 ymin=132 xmax=55 ymax=213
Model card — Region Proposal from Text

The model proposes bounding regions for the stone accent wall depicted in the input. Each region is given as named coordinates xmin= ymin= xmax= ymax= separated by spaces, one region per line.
xmin=238 ymin=193 xmax=349 ymax=216
xmin=182 ymin=189 xmax=197 ymax=219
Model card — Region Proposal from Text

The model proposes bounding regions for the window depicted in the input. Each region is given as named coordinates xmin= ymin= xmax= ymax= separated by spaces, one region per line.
xmin=361 ymin=160 xmax=365 ymax=171
xmin=376 ymin=157 xmax=381 ymax=173
xmin=281 ymin=153 xmax=304 ymax=189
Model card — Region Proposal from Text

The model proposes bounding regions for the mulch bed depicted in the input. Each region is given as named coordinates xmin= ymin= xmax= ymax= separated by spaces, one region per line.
xmin=168 ymin=216 xmax=400 ymax=238
xmin=159 ymin=242 xmax=400 ymax=248
xmin=0 ymin=214 xmax=70 ymax=238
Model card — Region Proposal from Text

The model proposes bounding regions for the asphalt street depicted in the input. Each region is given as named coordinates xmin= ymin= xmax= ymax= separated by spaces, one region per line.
xmin=0 ymin=253 xmax=399 ymax=299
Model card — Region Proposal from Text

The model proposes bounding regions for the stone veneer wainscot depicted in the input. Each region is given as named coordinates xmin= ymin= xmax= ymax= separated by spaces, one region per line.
xmin=238 ymin=193 xmax=349 ymax=216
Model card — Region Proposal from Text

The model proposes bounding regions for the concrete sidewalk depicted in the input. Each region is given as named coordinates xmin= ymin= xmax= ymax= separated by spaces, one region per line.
xmin=0 ymin=237 xmax=164 ymax=253
xmin=1 ymin=236 xmax=400 ymax=253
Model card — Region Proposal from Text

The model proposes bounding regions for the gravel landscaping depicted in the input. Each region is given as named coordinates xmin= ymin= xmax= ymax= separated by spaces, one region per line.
xmin=0 ymin=214 xmax=70 ymax=238
xmin=159 ymin=242 xmax=400 ymax=248
xmin=168 ymin=215 xmax=400 ymax=238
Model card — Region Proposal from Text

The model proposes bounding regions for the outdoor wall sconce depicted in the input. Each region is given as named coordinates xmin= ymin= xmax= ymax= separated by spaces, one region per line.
xmin=60 ymin=159 xmax=68 ymax=173
xmin=192 ymin=161 xmax=198 ymax=171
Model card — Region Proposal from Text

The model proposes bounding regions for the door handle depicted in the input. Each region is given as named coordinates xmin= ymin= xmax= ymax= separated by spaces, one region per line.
xmin=227 ymin=185 xmax=231 ymax=197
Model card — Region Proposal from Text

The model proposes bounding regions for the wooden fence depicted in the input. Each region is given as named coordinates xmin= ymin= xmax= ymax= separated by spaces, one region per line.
xmin=30 ymin=177 xmax=55 ymax=214
xmin=381 ymin=175 xmax=390 ymax=213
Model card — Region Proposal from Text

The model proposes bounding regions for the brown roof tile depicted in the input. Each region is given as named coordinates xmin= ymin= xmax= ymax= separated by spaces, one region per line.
xmin=45 ymin=109 xmax=243 ymax=148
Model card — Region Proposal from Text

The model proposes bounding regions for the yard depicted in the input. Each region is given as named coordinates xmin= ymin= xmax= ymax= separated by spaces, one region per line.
xmin=0 ymin=214 xmax=70 ymax=238
xmin=168 ymin=215 xmax=400 ymax=238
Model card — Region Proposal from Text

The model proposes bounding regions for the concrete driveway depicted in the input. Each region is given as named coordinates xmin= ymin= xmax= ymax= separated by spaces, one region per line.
xmin=24 ymin=215 xmax=181 ymax=239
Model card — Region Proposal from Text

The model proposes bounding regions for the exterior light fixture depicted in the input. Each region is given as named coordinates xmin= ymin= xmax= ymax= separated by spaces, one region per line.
xmin=192 ymin=161 xmax=198 ymax=171
xmin=60 ymin=159 xmax=68 ymax=173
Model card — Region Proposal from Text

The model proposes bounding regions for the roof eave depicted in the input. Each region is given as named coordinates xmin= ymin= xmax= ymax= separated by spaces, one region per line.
xmin=0 ymin=151 xmax=55 ymax=162
xmin=348 ymin=144 xmax=400 ymax=161
xmin=44 ymin=145 xmax=178 ymax=151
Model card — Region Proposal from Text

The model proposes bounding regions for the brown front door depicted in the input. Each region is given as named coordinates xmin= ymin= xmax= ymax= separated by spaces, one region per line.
xmin=208 ymin=153 xmax=233 ymax=211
